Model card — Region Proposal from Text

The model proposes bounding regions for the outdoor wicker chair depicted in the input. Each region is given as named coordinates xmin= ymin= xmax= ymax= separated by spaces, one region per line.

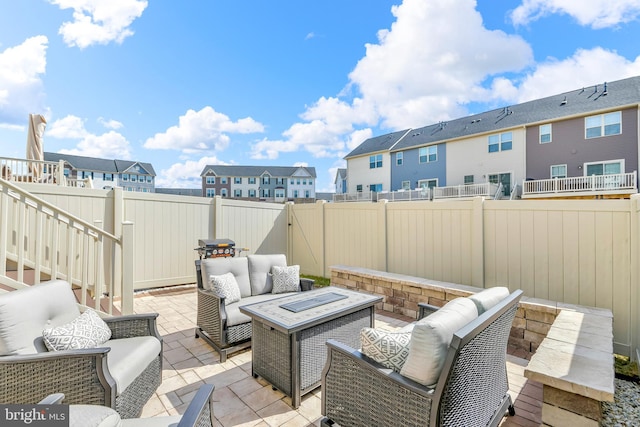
xmin=39 ymin=384 xmax=215 ymax=427
xmin=0 ymin=280 xmax=163 ymax=419
xmin=195 ymin=254 xmax=314 ymax=361
xmin=321 ymin=289 xmax=523 ymax=427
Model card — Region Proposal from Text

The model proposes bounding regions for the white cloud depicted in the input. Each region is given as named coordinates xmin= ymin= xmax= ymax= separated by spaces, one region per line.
xmin=47 ymin=115 xmax=89 ymax=139
xmin=511 ymin=0 xmax=640 ymax=29
xmin=0 ymin=36 xmax=48 ymax=125
xmin=48 ymin=115 xmax=131 ymax=159
xmin=98 ymin=117 xmax=123 ymax=129
xmin=144 ymin=106 xmax=264 ymax=153
xmin=155 ymin=156 xmax=230 ymax=188
xmin=249 ymin=0 xmax=533 ymax=160
xmin=492 ymin=47 xmax=640 ymax=104
xmin=49 ymin=0 xmax=148 ymax=48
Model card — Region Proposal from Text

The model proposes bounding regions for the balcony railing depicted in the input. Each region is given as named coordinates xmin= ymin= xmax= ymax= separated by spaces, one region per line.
xmin=432 ymin=182 xmax=500 ymax=200
xmin=522 ymin=172 xmax=637 ymax=197
xmin=334 ymin=188 xmax=432 ymax=203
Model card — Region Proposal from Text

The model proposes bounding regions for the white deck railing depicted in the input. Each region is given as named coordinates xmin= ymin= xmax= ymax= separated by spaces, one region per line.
xmin=523 ymin=172 xmax=638 ymax=196
xmin=375 ymin=188 xmax=431 ymax=202
xmin=0 ymin=177 xmax=134 ymax=315
xmin=333 ymin=192 xmax=376 ymax=202
xmin=433 ymin=182 xmax=500 ymax=200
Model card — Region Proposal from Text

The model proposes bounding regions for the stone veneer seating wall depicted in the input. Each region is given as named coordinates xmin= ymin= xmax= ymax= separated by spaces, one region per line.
xmin=330 ymin=265 xmax=607 ymax=360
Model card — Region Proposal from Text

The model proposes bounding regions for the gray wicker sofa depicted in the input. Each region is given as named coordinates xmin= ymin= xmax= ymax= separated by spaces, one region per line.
xmin=195 ymin=254 xmax=314 ymax=362
xmin=321 ymin=288 xmax=523 ymax=427
xmin=0 ymin=280 xmax=162 ymax=419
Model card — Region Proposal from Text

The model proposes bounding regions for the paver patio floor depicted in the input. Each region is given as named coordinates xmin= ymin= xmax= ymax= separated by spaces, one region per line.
xmin=130 ymin=285 xmax=542 ymax=426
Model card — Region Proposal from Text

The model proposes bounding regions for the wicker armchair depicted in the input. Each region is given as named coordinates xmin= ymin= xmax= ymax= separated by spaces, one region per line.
xmin=321 ymin=289 xmax=523 ymax=427
xmin=195 ymin=254 xmax=314 ymax=362
xmin=0 ymin=280 xmax=163 ymax=419
xmin=39 ymin=384 xmax=215 ymax=427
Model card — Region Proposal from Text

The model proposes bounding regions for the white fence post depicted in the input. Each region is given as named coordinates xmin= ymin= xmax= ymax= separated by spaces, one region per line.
xmin=121 ymin=221 xmax=135 ymax=315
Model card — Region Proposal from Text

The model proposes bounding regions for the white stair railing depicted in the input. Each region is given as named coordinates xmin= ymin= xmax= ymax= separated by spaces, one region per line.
xmin=0 ymin=177 xmax=134 ymax=315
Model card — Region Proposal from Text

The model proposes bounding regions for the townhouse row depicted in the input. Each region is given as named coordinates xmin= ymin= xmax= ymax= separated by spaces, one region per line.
xmin=342 ymin=76 xmax=640 ymax=200
xmin=200 ymin=165 xmax=317 ymax=201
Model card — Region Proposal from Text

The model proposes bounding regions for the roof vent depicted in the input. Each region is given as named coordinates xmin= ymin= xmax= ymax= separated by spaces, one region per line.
xmin=602 ymin=82 xmax=608 ymax=96
xmin=471 ymin=118 xmax=482 ymax=123
xmin=560 ymin=96 xmax=567 ymax=105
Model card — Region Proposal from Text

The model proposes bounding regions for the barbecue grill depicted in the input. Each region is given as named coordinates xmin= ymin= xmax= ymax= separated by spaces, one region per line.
xmin=196 ymin=239 xmax=236 ymax=259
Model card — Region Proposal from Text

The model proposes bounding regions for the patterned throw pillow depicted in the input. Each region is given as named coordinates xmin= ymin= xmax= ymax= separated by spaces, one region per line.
xmin=360 ymin=328 xmax=411 ymax=372
xmin=42 ymin=309 xmax=112 ymax=351
xmin=208 ymin=272 xmax=241 ymax=304
xmin=271 ymin=265 xmax=300 ymax=294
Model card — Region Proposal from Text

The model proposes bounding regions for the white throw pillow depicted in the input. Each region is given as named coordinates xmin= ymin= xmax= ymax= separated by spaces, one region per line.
xmin=208 ymin=273 xmax=241 ymax=304
xmin=42 ymin=309 xmax=112 ymax=351
xmin=361 ymin=328 xmax=411 ymax=372
xmin=271 ymin=265 xmax=300 ymax=294
xmin=400 ymin=297 xmax=478 ymax=387
xmin=468 ymin=287 xmax=510 ymax=315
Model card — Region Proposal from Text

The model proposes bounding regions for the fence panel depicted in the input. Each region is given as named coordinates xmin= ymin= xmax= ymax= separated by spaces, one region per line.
xmin=288 ymin=201 xmax=325 ymax=277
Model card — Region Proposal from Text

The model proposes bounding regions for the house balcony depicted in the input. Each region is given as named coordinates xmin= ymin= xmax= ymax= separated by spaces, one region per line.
xmin=522 ymin=171 xmax=638 ymax=199
xmin=432 ymin=182 xmax=501 ymax=200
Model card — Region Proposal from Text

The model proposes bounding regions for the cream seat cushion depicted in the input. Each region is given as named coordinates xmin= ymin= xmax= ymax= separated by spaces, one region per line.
xmin=400 ymin=297 xmax=478 ymax=387
xmin=469 ymin=286 xmax=510 ymax=315
xmin=105 ymin=336 xmax=161 ymax=394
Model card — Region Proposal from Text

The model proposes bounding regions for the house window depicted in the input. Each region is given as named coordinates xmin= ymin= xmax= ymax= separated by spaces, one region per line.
xmin=419 ymin=146 xmax=437 ymax=163
xmin=221 ymin=177 xmax=227 ymax=184
xmin=356 ymin=185 xmax=363 ymax=192
xmin=206 ymin=188 xmax=215 ymax=197
xmin=309 ymin=179 xmax=313 ymax=186
xmin=401 ymin=180 xmax=411 ymax=190
xmin=540 ymin=124 xmax=552 ymax=144
xmin=488 ymin=173 xmax=512 ymax=196
xmin=63 ymin=168 xmax=71 ymax=177
xmin=297 ymin=179 xmax=301 ymax=185
xmin=489 ymin=132 xmax=512 ymax=152
xmin=305 ymin=190 xmax=310 ymax=198
xmin=418 ymin=179 xmax=437 ymax=189
xmin=262 ymin=188 xmax=270 ymax=197
xmin=369 ymin=154 xmax=383 ymax=169
xmin=262 ymin=176 xmax=270 ymax=185
xmin=104 ymin=173 xmax=113 ymax=181
xmin=221 ymin=188 xmax=227 ymax=197
xmin=464 ymin=175 xmax=474 ymax=184
xmin=585 ymin=160 xmax=623 ymax=176
xmin=234 ymin=177 xmax=242 ymax=184
xmin=80 ymin=171 xmax=93 ymax=179
xmin=369 ymin=184 xmax=382 ymax=192
xmin=122 ymin=174 xmax=128 ymax=182
xmin=138 ymin=175 xmax=145 ymax=183
xmin=302 ymin=179 xmax=307 ymax=185
xmin=249 ymin=177 xmax=256 ymax=184
xmin=146 ymin=176 xmax=153 ymax=183
xmin=396 ymin=152 xmax=403 ymax=166
xmin=290 ymin=179 xmax=294 ymax=184
xmin=293 ymin=190 xmax=299 ymax=198
xmin=550 ymin=165 xmax=567 ymax=179
xmin=206 ymin=176 xmax=215 ymax=184
xmin=234 ymin=189 xmax=242 ymax=197
xmin=586 ymin=111 xmax=621 ymax=138
xmin=275 ymin=188 xmax=285 ymax=198
xmin=248 ymin=189 xmax=256 ymax=197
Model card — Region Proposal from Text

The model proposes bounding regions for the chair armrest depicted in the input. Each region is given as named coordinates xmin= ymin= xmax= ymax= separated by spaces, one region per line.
xmin=417 ymin=302 xmax=440 ymax=319
xmin=300 ymin=278 xmax=315 ymax=292
xmin=103 ymin=313 xmax=162 ymax=341
xmin=0 ymin=348 xmax=116 ymax=406
xmin=177 ymin=384 xmax=215 ymax=427
xmin=39 ymin=393 xmax=65 ymax=404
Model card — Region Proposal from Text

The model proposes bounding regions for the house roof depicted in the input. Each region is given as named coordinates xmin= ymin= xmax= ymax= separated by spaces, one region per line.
xmin=44 ymin=152 xmax=156 ymax=176
xmin=344 ymin=129 xmax=410 ymax=159
xmin=334 ymin=168 xmax=347 ymax=184
xmin=347 ymin=75 xmax=640 ymax=155
xmin=200 ymin=165 xmax=317 ymax=178
xmin=155 ymin=188 xmax=202 ymax=197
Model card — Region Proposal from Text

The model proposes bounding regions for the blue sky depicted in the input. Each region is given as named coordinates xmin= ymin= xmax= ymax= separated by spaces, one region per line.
xmin=2 ymin=0 xmax=640 ymax=191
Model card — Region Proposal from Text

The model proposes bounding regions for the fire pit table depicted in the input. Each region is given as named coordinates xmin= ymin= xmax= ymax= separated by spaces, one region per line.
xmin=239 ymin=286 xmax=382 ymax=408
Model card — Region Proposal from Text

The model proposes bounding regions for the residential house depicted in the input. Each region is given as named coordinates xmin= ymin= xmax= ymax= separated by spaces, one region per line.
xmin=44 ymin=152 xmax=156 ymax=192
xmin=334 ymin=168 xmax=347 ymax=194
xmin=200 ymin=165 xmax=316 ymax=202
xmin=345 ymin=75 xmax=640 ymax=200
xmin=344 ymin=129 xmax=410 ymax=194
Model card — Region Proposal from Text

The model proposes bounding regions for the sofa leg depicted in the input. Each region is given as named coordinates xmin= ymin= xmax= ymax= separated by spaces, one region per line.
xmin=219 ymin=350 xmax=227 ymax=363
xmin=508 ymin=404 xmax=516 ymax=416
